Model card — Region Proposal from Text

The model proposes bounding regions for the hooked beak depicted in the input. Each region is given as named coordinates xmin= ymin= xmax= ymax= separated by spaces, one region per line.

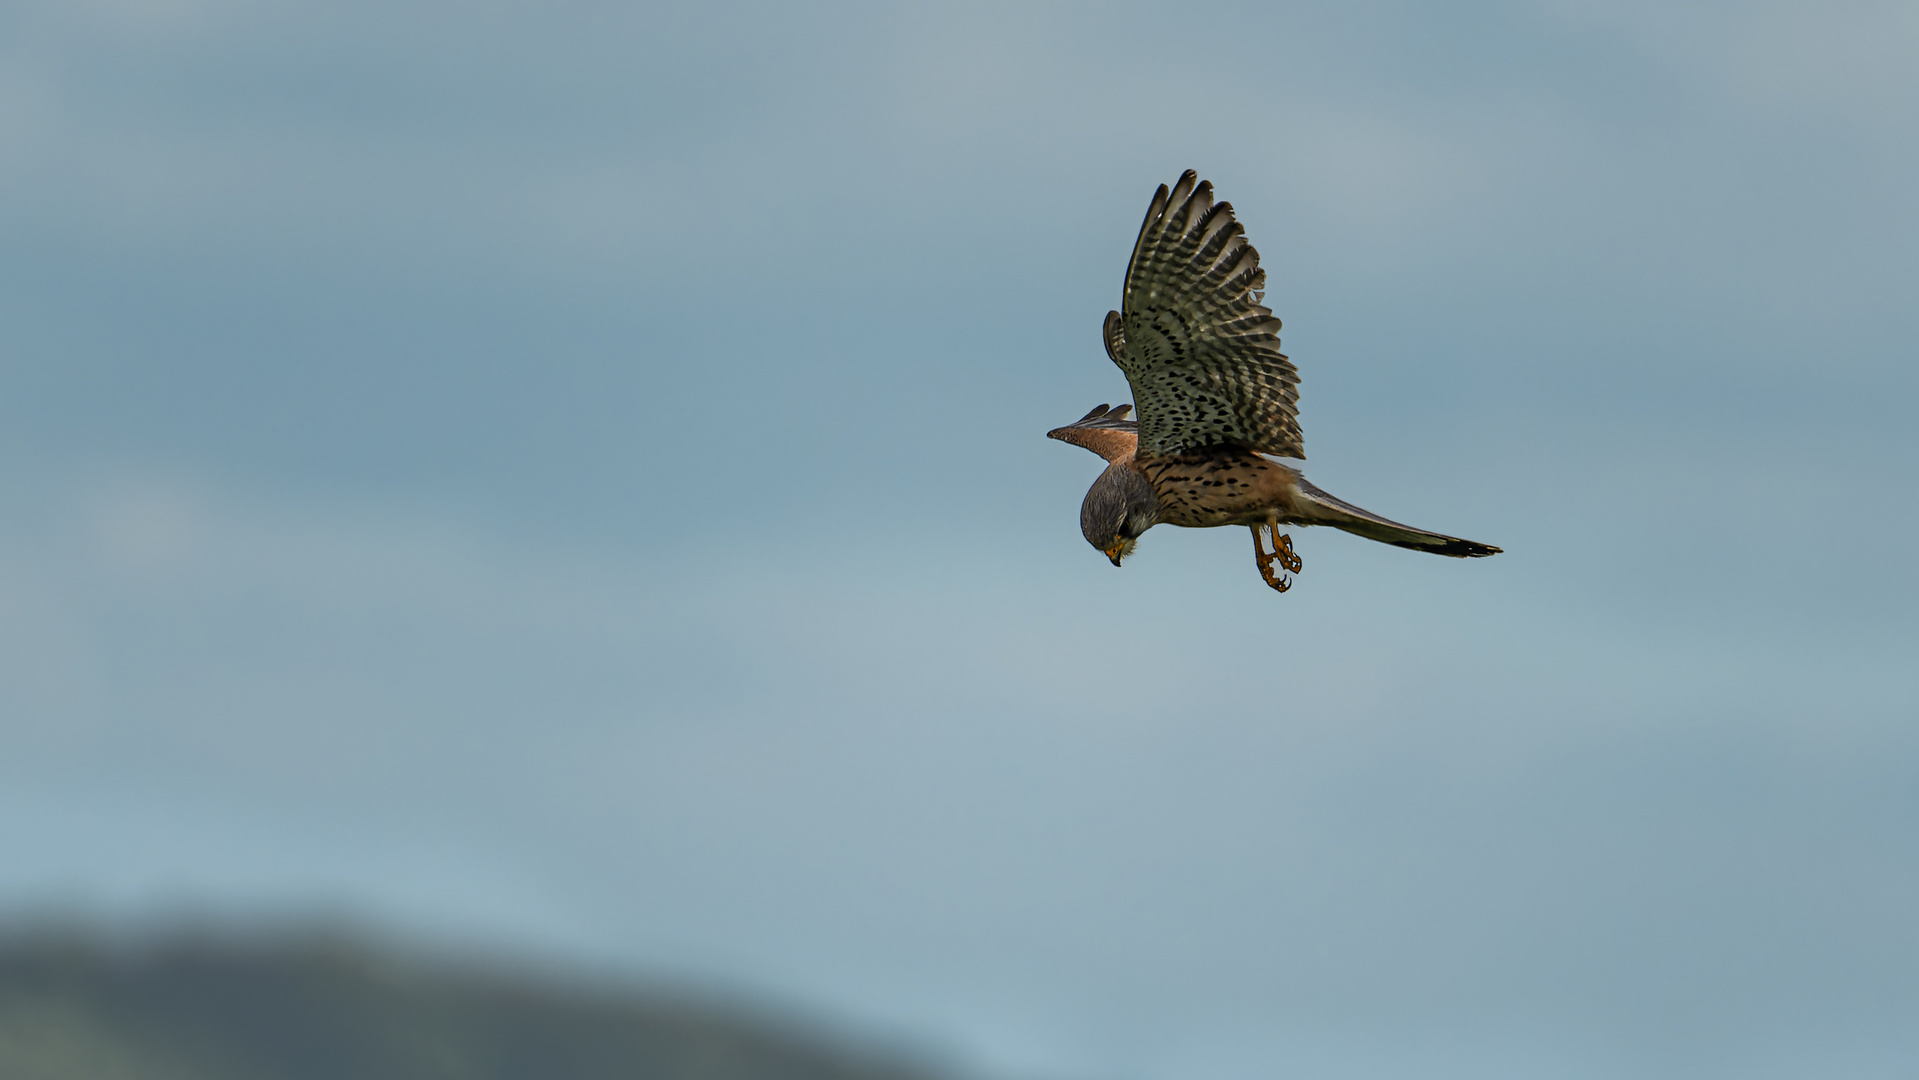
xmin=1103 ymin=542 xmax=1124 ymax=567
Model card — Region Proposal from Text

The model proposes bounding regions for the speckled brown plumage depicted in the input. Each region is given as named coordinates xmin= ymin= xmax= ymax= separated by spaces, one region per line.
xmin=1131 ymin=450 xmax=1303 ymax=528
xmin=1047 ymin=171 xmax=1502 ymax=592
xmin=1044 ymin=403 xmax=1138 ymax=464
xmin=1107 ymin=171 xmax=1300 ymax=461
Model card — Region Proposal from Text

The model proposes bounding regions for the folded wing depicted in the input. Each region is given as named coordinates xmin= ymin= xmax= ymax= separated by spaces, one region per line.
xmin=1046 ymin=403 xmax=1139 ymax=463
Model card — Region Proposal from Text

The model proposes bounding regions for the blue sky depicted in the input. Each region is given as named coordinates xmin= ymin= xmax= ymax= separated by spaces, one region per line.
xmin=2 ymin=1 xmax=1916 ymax=1077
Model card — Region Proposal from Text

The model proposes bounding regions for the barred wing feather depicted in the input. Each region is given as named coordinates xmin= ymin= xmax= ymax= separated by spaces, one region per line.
xmin=1105 ymin=171 xmax=1302 ymax=459
xmin=1046 ymin=403 xmax=1139 ymax=463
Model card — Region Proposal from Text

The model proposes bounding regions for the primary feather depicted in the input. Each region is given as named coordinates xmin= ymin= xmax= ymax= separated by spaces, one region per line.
xmin=1046 ymin=403 xmax=1139 ymax=463
xmin=1106 ymin=170 xmax=1301 ymax=460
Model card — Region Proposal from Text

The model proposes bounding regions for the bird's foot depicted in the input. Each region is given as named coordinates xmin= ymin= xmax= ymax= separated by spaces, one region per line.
xmin=1274 ymin=530 xmax=1302 ymax=574
xmin=1251 ymin=524 xmax=1302 ymax=593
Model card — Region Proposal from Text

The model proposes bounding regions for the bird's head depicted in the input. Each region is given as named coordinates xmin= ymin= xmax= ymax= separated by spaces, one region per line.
xmin=1080 ymin=462 xmax=1159 ymax=567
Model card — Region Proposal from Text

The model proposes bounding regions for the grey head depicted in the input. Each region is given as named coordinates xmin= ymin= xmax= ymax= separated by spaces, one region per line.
xmin=1081 ymin=461 xmax=1159 ymax=566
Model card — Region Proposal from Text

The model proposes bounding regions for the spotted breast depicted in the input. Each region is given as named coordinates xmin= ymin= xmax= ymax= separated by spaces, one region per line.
xmin=1133 ymin=449 xmax=1307 ymax=529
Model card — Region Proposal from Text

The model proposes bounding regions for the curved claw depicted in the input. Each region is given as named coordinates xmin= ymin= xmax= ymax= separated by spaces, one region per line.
xmin=1250 ymin=524 xmax=1302 ymax=593
xmin=1273 ymin=531 xmax=1302 ymax=574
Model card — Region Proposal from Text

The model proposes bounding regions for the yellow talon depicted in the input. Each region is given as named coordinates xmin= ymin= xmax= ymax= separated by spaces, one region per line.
xmin=1273 ymin=530 xmax=1302 ymax=574
xmin=1251 ymin=524 xmax=1301 ymax=593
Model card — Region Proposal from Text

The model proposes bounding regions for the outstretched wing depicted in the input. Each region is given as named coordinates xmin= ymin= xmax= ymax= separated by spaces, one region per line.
xmin=1046 ymin=403 xmax=1138 ymax=463
xmin=1106 ymin=171 xmax=1301 ymax=459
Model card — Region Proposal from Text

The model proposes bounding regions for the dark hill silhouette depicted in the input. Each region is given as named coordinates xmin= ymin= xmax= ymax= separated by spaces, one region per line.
xmin=0 ymin=931 xmax=947 ymax=1080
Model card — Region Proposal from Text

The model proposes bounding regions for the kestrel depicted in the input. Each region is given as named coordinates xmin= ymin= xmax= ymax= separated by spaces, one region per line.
xmin=1049 ymin=171 xmax=1500 ymax=592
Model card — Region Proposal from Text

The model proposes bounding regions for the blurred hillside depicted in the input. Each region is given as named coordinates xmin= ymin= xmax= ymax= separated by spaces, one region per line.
xmin=0 ymin=932 xmax=945 ymax=1080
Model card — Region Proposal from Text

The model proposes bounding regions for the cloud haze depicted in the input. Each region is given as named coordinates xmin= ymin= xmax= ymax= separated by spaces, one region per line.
xmin=2 ymin=2 xmax=1915 ymax=1077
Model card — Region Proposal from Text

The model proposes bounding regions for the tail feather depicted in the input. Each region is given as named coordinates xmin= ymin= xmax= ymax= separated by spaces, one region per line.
xmin=1296 ymin=478 xmax=1501 ymax=558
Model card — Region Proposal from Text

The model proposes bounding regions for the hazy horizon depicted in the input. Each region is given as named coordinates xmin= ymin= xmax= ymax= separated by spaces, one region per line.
xmin=2 ymin=2 xmax=1915 ymax=1077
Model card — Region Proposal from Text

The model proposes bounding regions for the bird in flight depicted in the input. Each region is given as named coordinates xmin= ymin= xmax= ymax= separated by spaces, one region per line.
xmin=1049 ymin=171 xmax=1500 ymax=592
